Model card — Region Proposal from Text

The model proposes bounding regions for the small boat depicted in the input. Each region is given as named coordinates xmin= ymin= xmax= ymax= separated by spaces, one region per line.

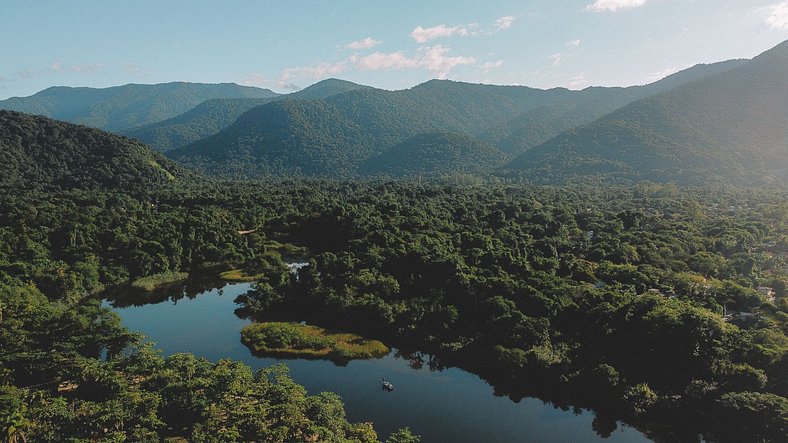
xmin=382 ymin=377 xmax=394 ymax=391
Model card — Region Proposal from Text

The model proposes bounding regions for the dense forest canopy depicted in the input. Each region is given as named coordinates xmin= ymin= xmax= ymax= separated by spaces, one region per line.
xmin=0 ymin=172 xmax=785 ymax=441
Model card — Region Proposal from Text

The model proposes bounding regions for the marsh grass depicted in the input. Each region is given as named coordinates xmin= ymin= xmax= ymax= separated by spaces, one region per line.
xmin=131 ymin=271 xmax=189 ymax=291
xmin=241 ymin=322 xmax=389 ymax=362
xmin=219 ymin=269 xmax=262 ymax=282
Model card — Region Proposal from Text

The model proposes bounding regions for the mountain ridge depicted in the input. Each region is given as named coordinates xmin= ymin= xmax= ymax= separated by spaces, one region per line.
xmin=0 ymin=82 xmax=278 ymax=132
xmin=505 ymin=42 xmax=788 ymax=185
xmin=168 ymin=59 xmax=754 ymax=179
xmin=123 ymin=78 xmax=370 ymax=151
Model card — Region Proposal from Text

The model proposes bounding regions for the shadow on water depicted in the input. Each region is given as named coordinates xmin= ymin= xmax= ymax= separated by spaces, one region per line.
xmin=102 ymin=273 xmax=231 ymax=308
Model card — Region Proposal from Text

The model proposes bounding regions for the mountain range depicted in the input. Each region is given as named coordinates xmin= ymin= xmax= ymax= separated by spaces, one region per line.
xmin=0 ymin=82 xmax=277 ymax=132
xmin=166 ymin=58 xmax=752 ymax=180
xmin=1 ymin=39 xmax=786 ymax=186
xmin=122 ymin=79 xmax=370 ymax=151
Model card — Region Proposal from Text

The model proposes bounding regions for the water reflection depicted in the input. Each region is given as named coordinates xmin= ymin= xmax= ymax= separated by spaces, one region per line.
xmin=104 ymin=279 xmax=652 ymax=443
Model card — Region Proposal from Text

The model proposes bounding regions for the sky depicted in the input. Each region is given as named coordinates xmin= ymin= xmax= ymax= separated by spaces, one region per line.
xmin=1 ymin=0 xmax=787 ymax=99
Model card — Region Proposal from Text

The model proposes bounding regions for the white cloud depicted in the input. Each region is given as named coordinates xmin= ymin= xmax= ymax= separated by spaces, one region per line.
xmin=49 ymin=61 xmax=102 ymax=74
xmin=643 ymin=67 xmax=679 ymax=83
xmin=353 ymin=45 xmax=475 ymax=78
xmin=411 ymin=23 xmax=478 ymax=43
xmin=762 ymin=2 xmax=788 ymax=29
xmin=120 ymin=63 xmax=142 ymax=74
xmin=283 ymin=61 xmax=348 ymax=79
xmin=353 ymin=51 xmax=420 ymax=71
xmin=241 ymin=74 xmax=268 ymax=87
xmin=345 ymin=37 xmax=382 ymax=50
xmin=570 ymin=74 xmax=589 ymax=88
xmin=271 ymin=61 xmax=349 ymax=90
xmin=420 ymin=45 xmax=476 ymax=78
xmin=585 ymin=0 xmax=647 ymax=12
xmin=70 ymin=63 xmax=103 ymax=74
xmin=549 ymin=40 xmax=581 ymax=66
xmin=495 ymin=16 xmax=515 ymax=30
xmin=479 ymin=60 xmax=504 ymax=73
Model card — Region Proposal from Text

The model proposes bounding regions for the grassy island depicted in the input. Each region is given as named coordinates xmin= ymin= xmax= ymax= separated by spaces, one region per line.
xmin=219 ymin=268 xmax=263 ymax=282
xmin=130 ymin=271 xmax=189 ymax=291
xmin=241 ymin=322 xmax=389 ymax=362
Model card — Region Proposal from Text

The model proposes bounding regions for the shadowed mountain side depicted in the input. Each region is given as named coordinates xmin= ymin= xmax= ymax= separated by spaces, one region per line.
xmin=479 ymin=59 xmax=748 ymax=156
xmin=124 ymin=79 xmax=370 ymax=151
xmin=0 ymin=110 xmax=189 ymax=191
xmin=360 ymin=132 xmax=510 ymax=177
xmin=167 ymin=99 xmax=375 ymax=178
xmin=506 ymin=41 xmax=788 ymax=185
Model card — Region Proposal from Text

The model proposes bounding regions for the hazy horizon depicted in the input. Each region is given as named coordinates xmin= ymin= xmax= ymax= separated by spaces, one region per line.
xmin=2 ymin=0 xmax=787 ymax=100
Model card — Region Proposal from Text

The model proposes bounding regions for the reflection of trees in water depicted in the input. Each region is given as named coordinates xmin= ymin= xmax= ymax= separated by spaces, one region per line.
xmin=592 ymin=413 xmax=618 ymax=438
xmin=394 ymin=349 xmax=446 ymax=372
xmin=102 ymin=273 xmax=228 ymax=308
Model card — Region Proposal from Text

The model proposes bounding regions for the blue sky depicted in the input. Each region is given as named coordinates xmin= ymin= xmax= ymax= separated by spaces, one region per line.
xmin=1 ymin=0 xmax=787 ymax=98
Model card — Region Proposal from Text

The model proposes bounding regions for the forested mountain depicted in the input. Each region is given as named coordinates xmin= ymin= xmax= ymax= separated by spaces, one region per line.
xmin=289 ymin=78 xmax=372 ymax=99
xmin=169 ymin=99 xmax=376 ymax=177
xmin=0 ymin=110 xmax=188 ymax=190
xmin=168 ymin=61 xmax=747 ymax=179
xmin=124 ymin=78 xmax=369 ymax=151
xmin=360 ymin=131 xmax=509 ymax=176
xmin=479 ymin=59 xmax=745 ymax=156
xmin=0 ymin=82 xmax=277 ymax=132
xmin=507 ymin=43 xmax=788 ymax=185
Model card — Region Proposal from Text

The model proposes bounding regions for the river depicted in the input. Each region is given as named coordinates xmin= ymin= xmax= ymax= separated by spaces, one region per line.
xmin=104 ymin=281 xmax=651 ymax=443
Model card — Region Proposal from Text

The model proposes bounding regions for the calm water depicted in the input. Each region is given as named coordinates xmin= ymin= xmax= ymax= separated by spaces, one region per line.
xmin=105 ymin=282 xmax=651 ymax=443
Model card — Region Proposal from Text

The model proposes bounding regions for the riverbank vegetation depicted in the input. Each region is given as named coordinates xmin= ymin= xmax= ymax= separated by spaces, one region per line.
xmin=0 ymin=179 xmax=785 ymax=441
xmin=242 ymin=322 xmax=389 ymax=362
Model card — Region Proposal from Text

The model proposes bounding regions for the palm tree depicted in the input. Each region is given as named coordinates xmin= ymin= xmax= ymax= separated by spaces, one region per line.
xmin=1 ymin=408 xmax=28 ymax=443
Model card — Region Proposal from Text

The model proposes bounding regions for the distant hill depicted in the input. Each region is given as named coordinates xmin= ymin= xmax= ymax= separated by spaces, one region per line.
xmin=168 ymin=81 xmax=606 ymax=177
xmin=479 ymin=59 xmax=747 ymax=156
xmin=169 ymin=61 xmax=750 ymax=179
xmin=124 ymin=79 xmax=369 ymax=151
xmin=360 ymin=131 xmax=510 ymax=177
xmin=289 ymin=78 xmax=372 ymax=100
xmin=168 ymin=99 xmax=374 ymax=177
xmin=506 ymin=41 xmax=788 ymax=185
xmin=0 ymin=82 xmax=278 ymax=132
xmin=0 ymin=110 xmax=188 ymax=191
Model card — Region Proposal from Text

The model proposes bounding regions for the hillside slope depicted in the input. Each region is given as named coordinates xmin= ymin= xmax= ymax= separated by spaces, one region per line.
xmin=124 ymin=79 xmax=369 ymax=151
xmin=0 ymin=110 xmax=188 ymax=191
xmin=360 ymin=131 xmax=510 ymax=176
xmin=506 ymin=41 xmax=788 ymax=185
xmin=480 ymin=59 xmax=747 ymax=156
